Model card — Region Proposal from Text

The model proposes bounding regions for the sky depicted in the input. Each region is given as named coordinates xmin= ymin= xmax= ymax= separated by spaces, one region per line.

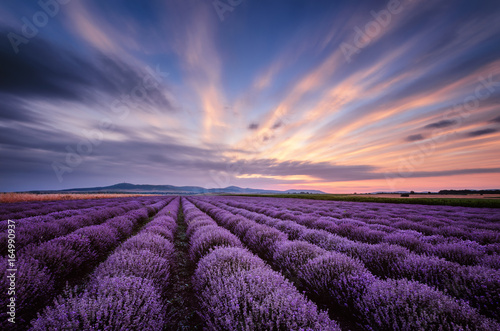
xmin=0 ymin=0 xmax=499 ymax=193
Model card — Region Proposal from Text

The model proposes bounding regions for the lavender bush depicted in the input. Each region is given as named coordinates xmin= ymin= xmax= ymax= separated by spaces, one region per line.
xmin=0 ymin=256 xmax=54 ymax=328
xmin=193 ymin=248 xmax=340 ymax=331
xmin=93 ymin=249 xmax=171 ymax=290
xmin=117 ymin=232 xmax=175 ymax=263
xmin=193 ymin=247 xmax=267 ymax=289
xmin=356 ymin=278 xmax=499 ymax=331
xmin=299 ymin=252 xmax=376 ymax=311
xmin=72 ymin=224 xmax=120 ymax=253
xmin=189 ymin=225 xmax=243 ymax=262
xmin=30 ymin=276 xmax=166 ymax=331
xmin=23 ymin=234 xmax=96 ymax=279
xmin=272 ymin=240 xmax=327 ymax=280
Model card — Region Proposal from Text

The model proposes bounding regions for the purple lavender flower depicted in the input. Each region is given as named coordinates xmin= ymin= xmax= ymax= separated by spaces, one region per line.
xmin=194 ymin=248 xmax=339 ymax=331
xmin=30 ymin=276 xmax=166 ymax=330
xmin=356 ymin=278 xmax=499 ymax=330
xmin=189 ymin=225 xmax=243 ymax=262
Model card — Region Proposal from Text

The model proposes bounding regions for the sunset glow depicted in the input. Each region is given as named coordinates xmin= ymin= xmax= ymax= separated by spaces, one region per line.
xmin=1 ymin=0 xmax=499 ymax=192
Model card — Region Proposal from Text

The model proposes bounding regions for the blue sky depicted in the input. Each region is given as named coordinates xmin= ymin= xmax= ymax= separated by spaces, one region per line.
xmin=1 ymin=0 xmax=499 ymax=192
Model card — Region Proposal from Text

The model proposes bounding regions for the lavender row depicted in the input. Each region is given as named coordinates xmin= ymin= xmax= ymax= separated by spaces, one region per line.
xmin=217 ymin=198 xmax=500 ymax=268
xmin=0 ymin=196 xmax=166 ymax=221
xmin=1 ymin=196 xmax=168 ymax=227
xmin=0 ymin=196 xmax=165 ymax=232
xmin=194 ymin=197 xmax=500 ymax=329
xmin=182 ymin=198 xmax=340 ymax=330
xmin=224 ymin=196 xmax=500 ymax=237
xmin=223 ymin=197 xmax=500 ymax=243
xmin=1 ymin=198 xmax=172 ymax=255
xmin=271 ymin=199 xmax=500 ymax=262
xmin=299 ymin=197 xmax=500 ymax=235
xmin=206 ymin=197 xmax=500 ymax=321
xmin=192 ymin=197 xmax=499 ymax=329
xmin=1 ymin=202 xmax=138 ymax=256
xmin=0 ymin=198 xmax=137 ymax=231
xmin=225 ymin=197 xmax=500 ymax=242
xmin=0 ymin=196 xmax=123 ymax=216
xmin=30 ymin=198 xmax=179 ymax=330
xmin=1 ymin=199 xmax=135 ymax=227
xmin=228 ymin=196 xmax=500 ymax=226
xmin=0 ymin=199 xmax=171 ymax=329
xmin=215 ymin=198 xmax=500 ymax=268
xmin=257 ymin=196 xmax=500 ymax=227
xmin=0 ymin=198 xmax=112 ymax=220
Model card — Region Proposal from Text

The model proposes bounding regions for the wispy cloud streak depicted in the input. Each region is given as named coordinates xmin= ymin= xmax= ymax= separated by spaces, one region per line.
xmin=1 ymin=0 xmax=499 ymax=192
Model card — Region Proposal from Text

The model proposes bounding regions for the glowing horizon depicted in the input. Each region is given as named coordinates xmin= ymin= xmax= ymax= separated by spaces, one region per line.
xmin=1 ymin=0 xmax=499 ymax=193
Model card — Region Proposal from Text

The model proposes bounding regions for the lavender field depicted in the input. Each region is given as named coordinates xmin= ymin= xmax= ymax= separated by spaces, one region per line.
xmin=1 ymin=196 xmax=500 ymax=330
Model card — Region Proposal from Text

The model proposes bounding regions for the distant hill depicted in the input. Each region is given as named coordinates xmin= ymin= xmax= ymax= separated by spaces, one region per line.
xmin=35 ymin=183 xmax=326 ymax=195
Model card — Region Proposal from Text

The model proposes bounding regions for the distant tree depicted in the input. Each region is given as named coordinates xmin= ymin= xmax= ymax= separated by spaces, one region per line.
xmin=410 ymin=191 xmax=415 ymax=194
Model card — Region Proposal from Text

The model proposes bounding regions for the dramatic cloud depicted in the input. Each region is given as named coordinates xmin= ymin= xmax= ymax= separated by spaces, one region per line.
xmin=0 ymin=33 xmax=174 ymax=112
xmin=1 ymin=0 xmax=499 ymax=193
xmin=405 ymin=134 xmax=425 ymax=142
xmin=239 ymin=160 xmax=378 ymax=182
xmin=423 ymin=120 xmax=457 ymax=129
xmin=272 ymin=121 xmax=283 ymax=130
xmin=467 ymin=128 xmax=498 ymax=137
xmin=0 ymin=96 xmax=44 ymax=124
